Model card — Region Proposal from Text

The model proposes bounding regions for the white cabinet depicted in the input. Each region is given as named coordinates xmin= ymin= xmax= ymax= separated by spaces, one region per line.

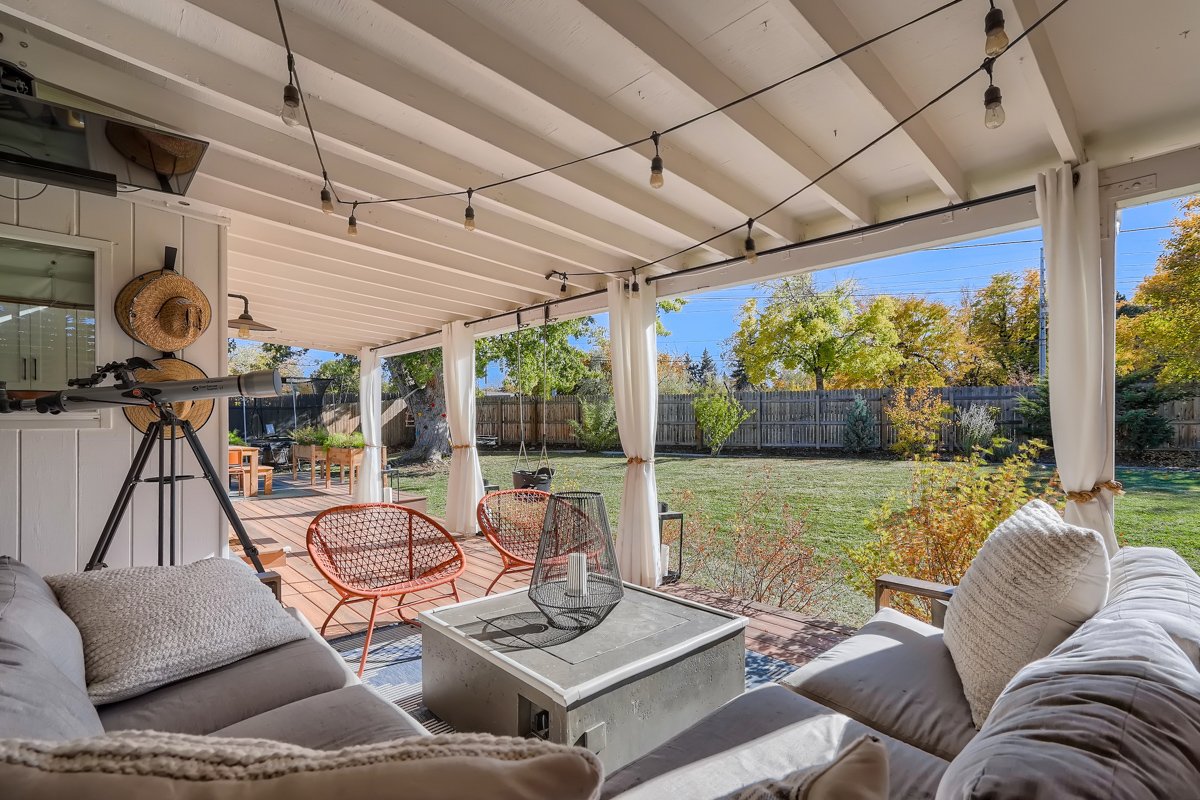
xmin=0 ymin=303 xmax=95 ymax=390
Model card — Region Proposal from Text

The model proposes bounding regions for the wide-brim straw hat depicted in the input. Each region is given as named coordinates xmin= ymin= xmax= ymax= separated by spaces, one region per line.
xmin=123 ymin=357 xmax=214 ymax=439
xmin=104 ymin=121 xmax=206 ymax=177
xmin=114 ymin=267 xmax=211 ymax=353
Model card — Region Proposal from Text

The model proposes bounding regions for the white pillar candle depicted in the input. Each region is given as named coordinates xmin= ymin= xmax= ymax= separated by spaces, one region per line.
xmin=566 ymin=552 xmax=588 ymax=597
xmin=660 ymin=544 xmax=671 ymax=576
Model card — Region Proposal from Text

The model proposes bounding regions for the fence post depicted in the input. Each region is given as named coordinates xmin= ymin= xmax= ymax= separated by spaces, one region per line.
xmin=815 ymin=391 xmax=822 ymax=450
xmin=757 ymin=391 xmax=763 ymax=450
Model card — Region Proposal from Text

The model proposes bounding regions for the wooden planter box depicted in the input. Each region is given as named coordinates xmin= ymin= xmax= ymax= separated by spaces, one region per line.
xmin=292 ymin=443 xmax=327 ymax=485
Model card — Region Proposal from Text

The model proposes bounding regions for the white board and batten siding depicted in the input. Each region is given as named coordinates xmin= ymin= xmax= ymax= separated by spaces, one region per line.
xmin=0 ymin=179 xmax=229 ymax=576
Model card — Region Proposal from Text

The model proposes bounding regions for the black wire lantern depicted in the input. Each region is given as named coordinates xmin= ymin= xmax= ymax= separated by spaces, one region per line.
xmin=528 ymin=492 xmax=623 ymax=630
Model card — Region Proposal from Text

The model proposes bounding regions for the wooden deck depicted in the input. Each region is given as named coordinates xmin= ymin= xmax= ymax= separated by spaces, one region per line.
xmin=230 ymin=474 xmax=851 ymax=667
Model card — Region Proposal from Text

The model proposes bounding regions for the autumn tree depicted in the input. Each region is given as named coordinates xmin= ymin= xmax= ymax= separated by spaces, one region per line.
xmin=954 ymin=270 xmax=1040 ymax=385
xmin=729 ymin=276 xmax=899 ymax=391
xmin=883 ymin=297 xmax=967 ymax=386
xmin=1117 ymin=196 xmax=1200 ymax=382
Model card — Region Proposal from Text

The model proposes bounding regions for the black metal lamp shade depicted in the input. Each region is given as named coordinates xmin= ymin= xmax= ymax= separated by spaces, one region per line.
xmin=528 ymin=491 xmax=623 ymax=630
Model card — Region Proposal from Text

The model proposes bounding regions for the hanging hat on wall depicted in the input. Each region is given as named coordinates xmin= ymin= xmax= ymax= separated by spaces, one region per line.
xmin=122 ymin=357 xmax=214 ymax=439
xmin=114 ymin=246 xmax=211 ymax=353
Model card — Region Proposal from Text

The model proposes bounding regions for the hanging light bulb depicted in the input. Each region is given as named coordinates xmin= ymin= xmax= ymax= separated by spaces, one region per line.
xmin=984 ymin=84 xmax=1005 ymax=129
xmin=559 ymin=272 xmax=568 ymax=293
xmin=631 ymin=270 xmax=640 ymax=293
xmin=320 ymin=186 xmax=334 ymax=214
xmin=649 ymin=131 xmax=664 ymax=189
xmin=984 ymin=3 xmax=1009 ymax=57
xmin=464 ymin=188 xmax=476 ymax=231
xmin=281 ymin=81 xmax=301 ymax=128
xmin=743 ymin=219 xmax=758 ymax=264
xmin=347 ymin=203 xmax=359 ymax=236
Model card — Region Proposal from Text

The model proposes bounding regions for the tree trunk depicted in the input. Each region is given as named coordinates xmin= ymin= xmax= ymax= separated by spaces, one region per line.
xmin=814 ymin=371 xmax=825 ymax=392
xmin=407 ymin=373 xmax=451 ymax=462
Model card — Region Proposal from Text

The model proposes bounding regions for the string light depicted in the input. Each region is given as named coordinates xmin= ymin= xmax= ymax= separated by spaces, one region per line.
xmin=631 ymin=269 xmax=640 ymax=293
xmin=281 ymin=54 xmax=301 ymax=128
xmin=347 ymin=202 xmax=359 ymax=236
xmin=649 ymin=132 xmax=664 ymax=189
xmin=320 ymin=185 xmax=334 ymax=214
xmin=464 ymin=188 xmax=476 ymax=231
xmin=984 ymin=1 xmax=1009 ymax=57
xmin=743 ymin=219 xmax=758 ymax=264
xmin=983 ymin=59 xmax=1005 ymax=129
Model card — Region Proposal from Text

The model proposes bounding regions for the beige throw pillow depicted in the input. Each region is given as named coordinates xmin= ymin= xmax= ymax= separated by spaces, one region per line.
xmin=46 ymin=558 xmax=308 ymax=704
xmin=0 ymin=730 xmax=603 ymax=800
xmin=943 ymin=499 xmax=1109 ymax=728
xmin=733 ymin=735 xmax=888 ymax=800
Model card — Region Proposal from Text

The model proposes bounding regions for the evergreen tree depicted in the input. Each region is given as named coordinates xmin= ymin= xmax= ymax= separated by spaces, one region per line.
xmin=697 ymin=349 xmax=718 ymax=386
xmin=842 ymin=395 xmax=878 ymax=453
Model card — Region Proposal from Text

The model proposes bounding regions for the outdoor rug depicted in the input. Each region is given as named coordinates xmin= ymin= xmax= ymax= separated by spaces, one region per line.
xmin=328 ymin=622 xmax=799 ymax=735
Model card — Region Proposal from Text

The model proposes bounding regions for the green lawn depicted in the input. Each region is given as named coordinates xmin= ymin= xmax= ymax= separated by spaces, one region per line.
xmin=386 ymin=452 xmax=1200 ymax=625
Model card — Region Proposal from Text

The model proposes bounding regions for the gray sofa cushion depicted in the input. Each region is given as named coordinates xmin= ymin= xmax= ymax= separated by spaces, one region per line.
xmin=98 ymin=631 xmax=354 ymax=735
xmin=0 ymin=555 xmax=87 ymax=686
xmin=602 ymin=684 xmax=946 ymax=800
xmin=215 ymin=684 xmax=428 ymax=748
xmin=937 ymin=618 xmax=1200 ymax=799
xmin=1095 ymin=546 xmax=1200 ymax=662
xmin=782 ymin=608 xmax=975 ymax=761
xmin=0 ymin=637 xmax=104 ymax=740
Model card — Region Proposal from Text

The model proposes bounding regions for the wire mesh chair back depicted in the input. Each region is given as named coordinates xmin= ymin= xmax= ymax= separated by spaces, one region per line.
xmin=477 ymin=489 xmax=550 ymax=566
xmin=307 ymin=503 xmax=465 ymax=597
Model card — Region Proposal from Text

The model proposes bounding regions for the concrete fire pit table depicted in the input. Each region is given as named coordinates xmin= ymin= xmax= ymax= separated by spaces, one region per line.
xmin=419 ymin=583 xmax=747 ymax=771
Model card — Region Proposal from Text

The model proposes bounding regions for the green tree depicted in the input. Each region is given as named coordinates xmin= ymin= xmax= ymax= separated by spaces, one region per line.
xmin=730 ymin=276 xmax=900 ymax=391
xmin=693 ymin=386 xmax=754 ymax=455
xmin=313 ymin=354 xmax=360 ymax=394
xmin=955 ymin=270 xmax=1040 ymax=385
xmin=1117 ymin=196 xmax=1200 ymax=382
xmin=695 ymin=349 xmax=718 ymax=386
xmin=842 ymin=395 xmax=878 ymax=453
xmin=476 ymin=317 xmax=598 ymax=397
xmin=228 ymin=342 xmax=307 ymax=377
xmin=568 ymin=398 xmax=619 ymax=452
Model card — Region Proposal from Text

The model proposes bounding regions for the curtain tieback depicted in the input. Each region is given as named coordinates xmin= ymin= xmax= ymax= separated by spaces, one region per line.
xmin=451 ymin=444 xmax=475 ymax=450
xmin=1065 ymin=479 xmax=1125 ymax=503
xmin=626 ymin=456 xmax=654 ymax=465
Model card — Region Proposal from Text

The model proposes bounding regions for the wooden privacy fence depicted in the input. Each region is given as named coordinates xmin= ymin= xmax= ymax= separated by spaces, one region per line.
xmin=229 ymin=394 xmax=414 ymax=448
xmin=476 ymin=386 xmax=1200 ymax=452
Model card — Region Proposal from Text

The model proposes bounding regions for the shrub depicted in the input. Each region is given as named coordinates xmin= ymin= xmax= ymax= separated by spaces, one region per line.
xmin=290 ymin=425 xmax=328 ymax=446
xmin=228 ymin=430 xmax=247 ymax=446
xmin=678 ymin=476 xmax=835 ymax=612
xmin=957 ymin=403 xmax=998 ymax=453
xmin=568 ymin=398 xmax=620 ymax=452
xmin=325 ymin=431 xmax=365 ymax=449
xmin=842 ymin=395 xmax=878 ymax=453
xmin=885 ymin=385 xmax=951 ymax=458
xmin=846 ymin=440 xmax=1060 ymax=620
xmin=693 ymin=387 xmax=754 ymax=455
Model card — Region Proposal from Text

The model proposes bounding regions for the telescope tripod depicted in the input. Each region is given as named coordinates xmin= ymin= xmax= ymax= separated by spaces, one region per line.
xmin=85 ymin=408 xmax=265 ymax=573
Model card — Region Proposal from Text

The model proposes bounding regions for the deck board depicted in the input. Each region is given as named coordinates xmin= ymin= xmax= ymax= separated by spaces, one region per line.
xmin=230 ymin=474 xmax=848 ymax=665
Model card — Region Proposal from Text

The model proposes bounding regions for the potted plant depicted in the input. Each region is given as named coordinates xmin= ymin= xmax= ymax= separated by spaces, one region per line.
xmin=324 ymin=431 xmax=367 ymax=488
xmin=289 ymin=426 xmax=329 ymax=482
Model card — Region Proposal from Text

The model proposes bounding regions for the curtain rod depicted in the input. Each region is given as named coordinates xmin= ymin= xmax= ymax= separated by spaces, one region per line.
xmin=370 ymin=183 xmax=1037 ymax=353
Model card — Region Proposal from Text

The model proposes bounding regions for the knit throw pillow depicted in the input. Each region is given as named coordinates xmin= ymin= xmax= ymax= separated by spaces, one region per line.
xmin=0 ymin=730 xmax=604 ymax=800
xmin=733 ymin=734 xmax=888 ymax=800
xmin=943 ymin=499 xmax=1110 ymax=728
xmin=46 ymin=558 xmax=307 ymax=704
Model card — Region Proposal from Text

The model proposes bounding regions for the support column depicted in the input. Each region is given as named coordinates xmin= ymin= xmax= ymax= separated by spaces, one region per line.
xmin=354 ymin=346 xmax=383 ymax=503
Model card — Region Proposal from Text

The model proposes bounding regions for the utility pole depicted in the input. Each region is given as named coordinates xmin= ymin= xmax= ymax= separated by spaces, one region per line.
xmin=1038 ymin=247 xmax=1047 ymax=377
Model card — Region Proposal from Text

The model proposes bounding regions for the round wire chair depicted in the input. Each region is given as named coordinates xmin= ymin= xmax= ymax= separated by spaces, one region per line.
xmin=476 ymin=489 xmax=551 ymax=595
xmin=307 ymin=503 xmax=465 ymax=676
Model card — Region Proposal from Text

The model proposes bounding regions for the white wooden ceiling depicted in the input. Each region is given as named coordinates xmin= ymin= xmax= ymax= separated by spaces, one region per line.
xmin=0 ymin=0 xmax=1197 ymax=353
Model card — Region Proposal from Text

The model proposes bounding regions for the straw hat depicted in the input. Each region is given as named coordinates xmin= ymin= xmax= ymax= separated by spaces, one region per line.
xmin=104 ymin=120 xmax=206 ymax=177
xmin=123 ymin=357 xmax=214 ymax=438
xmin=114 ymin=266 xmax=211 ymax=353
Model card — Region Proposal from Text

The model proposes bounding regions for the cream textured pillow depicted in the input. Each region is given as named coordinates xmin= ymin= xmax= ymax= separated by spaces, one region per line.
xmin=46 ymin=558 xmax=307 ymax=704
xmin=734 ymin=734 xmax=888 ymax=800
xmin=0 ymin=730 xmax=604 ymax=800
xmin=943 ymin=499 xmax=1109 ymax=728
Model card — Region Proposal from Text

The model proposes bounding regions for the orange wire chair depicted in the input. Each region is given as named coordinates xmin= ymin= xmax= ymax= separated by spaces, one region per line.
xmin=477 ymin=489 xmax=551 ymax=595
xmin=307 ymin=503 xmax=465 ymax=676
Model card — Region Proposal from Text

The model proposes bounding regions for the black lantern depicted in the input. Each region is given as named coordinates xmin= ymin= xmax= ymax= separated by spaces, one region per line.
xmin=528 ymin=491 xmax=623 ymax=630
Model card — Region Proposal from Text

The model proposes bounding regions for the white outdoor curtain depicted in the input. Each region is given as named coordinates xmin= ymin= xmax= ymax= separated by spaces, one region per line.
xmin=442 ymin=321 xmax=484 ymax=535
xmin=608 ymin=277 xmax=661 ymax=587
xmin=1037 ymin=161 xmax=1119 ymax=555
xmin=353 ymin=345 xmax=383 ymax=503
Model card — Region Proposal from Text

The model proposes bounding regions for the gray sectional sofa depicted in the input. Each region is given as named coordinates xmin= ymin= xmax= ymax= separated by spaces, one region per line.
xmin=4 ymin=548 xmax=1199 ymax=798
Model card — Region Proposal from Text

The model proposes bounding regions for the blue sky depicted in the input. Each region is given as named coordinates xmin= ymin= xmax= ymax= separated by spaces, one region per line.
xmin=279 ymin=194 xmax=1186 ymax=383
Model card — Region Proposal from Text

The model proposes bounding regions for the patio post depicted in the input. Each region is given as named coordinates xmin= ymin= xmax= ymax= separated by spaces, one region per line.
xmin=608 ymin=277 xmax=662 ymax=587
xmin=354 ymin=345 xmax=383 ymax=503
xmin=442 ymin=321 xmax=484 ymax=535
xmin=1037 ymin=161 xmax=1119 ymax=554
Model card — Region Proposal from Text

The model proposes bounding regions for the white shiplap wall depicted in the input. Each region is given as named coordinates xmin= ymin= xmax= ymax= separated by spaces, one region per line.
xmin=0 ymin=180 xmax=228 ymax=575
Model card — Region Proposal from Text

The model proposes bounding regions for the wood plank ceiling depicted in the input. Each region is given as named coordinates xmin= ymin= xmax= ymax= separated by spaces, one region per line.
xmin=0 ymin=0 xmax=1196 ymax=352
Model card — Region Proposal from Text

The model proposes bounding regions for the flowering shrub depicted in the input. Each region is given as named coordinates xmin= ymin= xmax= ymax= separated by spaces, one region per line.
xmin=885 ymin=385 xmax=951 ymax=458
xmin=677 ymin=475 xmax=835 ymax=612
xmin=846 ymin=441 xmax=1060 ymax=620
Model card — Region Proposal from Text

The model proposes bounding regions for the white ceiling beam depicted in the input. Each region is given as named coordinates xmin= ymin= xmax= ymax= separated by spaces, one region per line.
xmin=377 ymin=0 xmax=795 ymax=244
xmin=773 ymin=0 xmax=967 ymax=203
xmin=578 ymin=0 xmax=874 ymax=226
xmin=186 ymin=0 xmax=741 ymax=260
xmin=1010 ymin=0 xmax=1084 ymax=164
